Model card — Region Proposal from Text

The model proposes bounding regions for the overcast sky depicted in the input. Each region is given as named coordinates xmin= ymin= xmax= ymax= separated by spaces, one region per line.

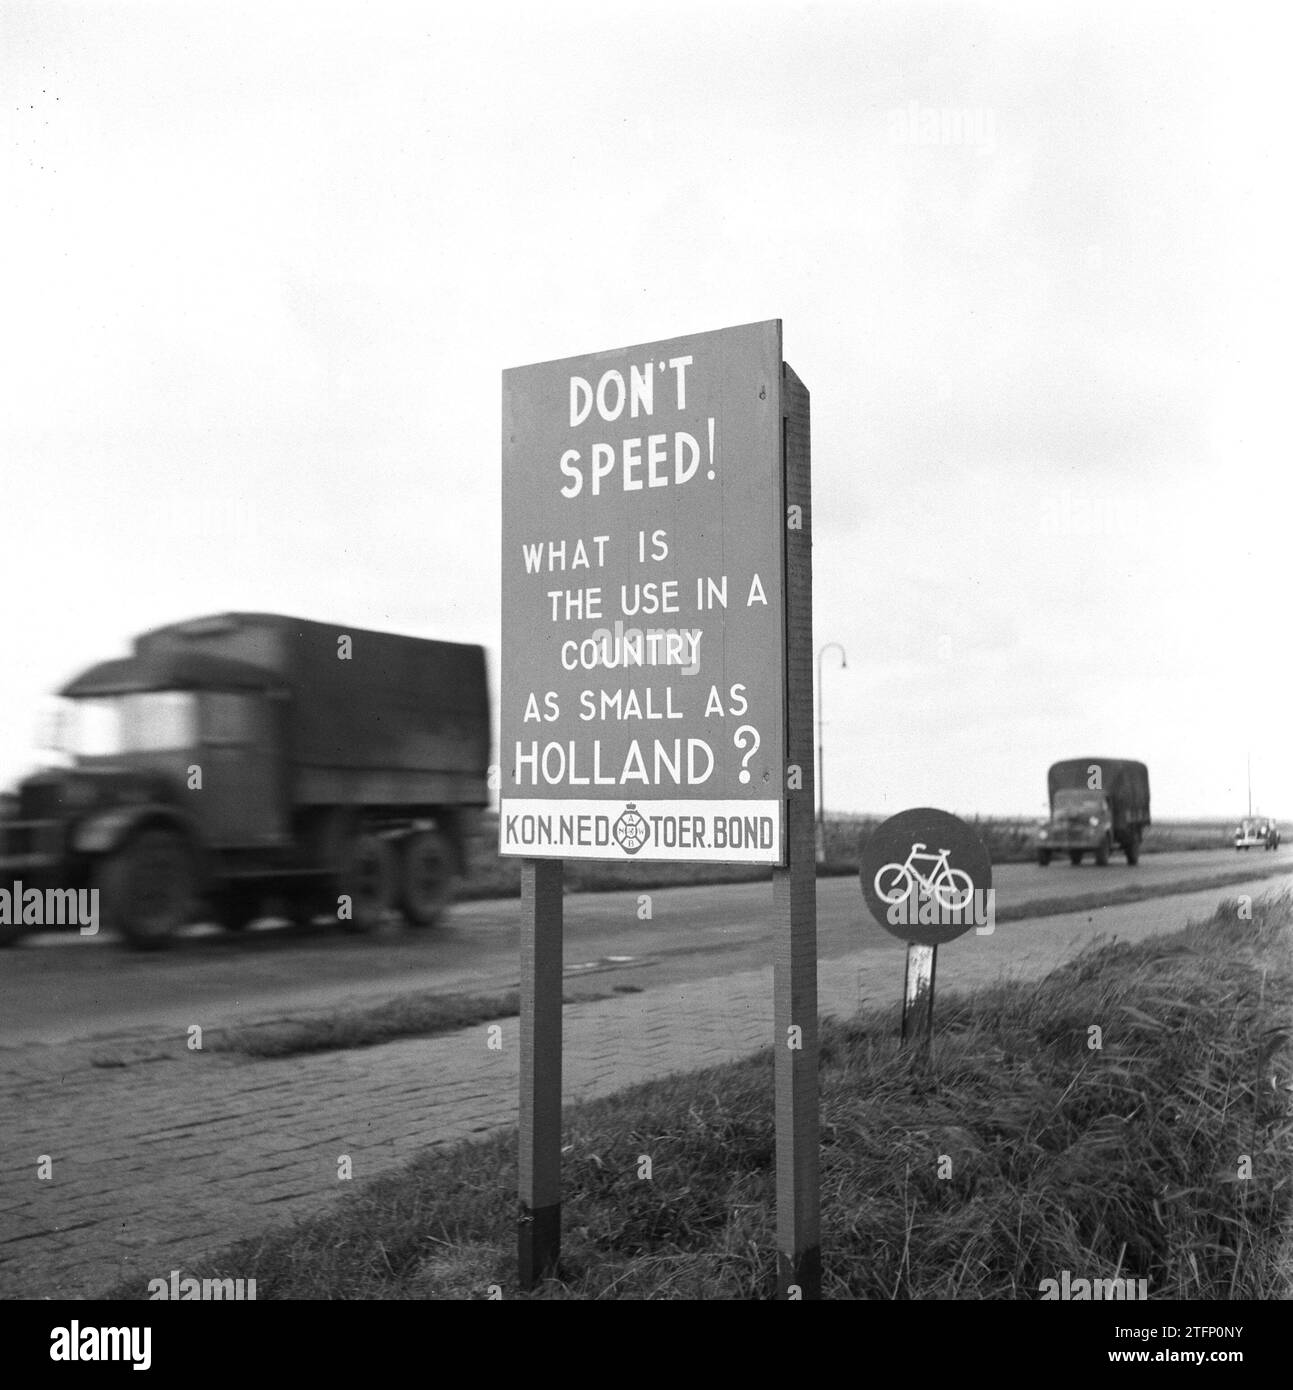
xmin=2 ymin=0 xmax=1288 ymax=820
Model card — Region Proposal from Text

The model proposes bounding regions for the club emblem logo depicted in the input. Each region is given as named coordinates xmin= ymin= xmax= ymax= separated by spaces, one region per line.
xmin=613 ymin=803 xmax=648 ymax=854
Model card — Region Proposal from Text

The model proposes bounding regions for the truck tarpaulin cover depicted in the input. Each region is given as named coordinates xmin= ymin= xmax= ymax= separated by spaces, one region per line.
xmin=1047 ymin=758 xmax=1150 ymax=823
xmin=136 ymin=613 xmax=489 ymax=778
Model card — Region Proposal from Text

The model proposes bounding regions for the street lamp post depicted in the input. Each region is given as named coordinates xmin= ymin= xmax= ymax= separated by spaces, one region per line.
xmin=816 ymin=642 xmax=847 ymax=862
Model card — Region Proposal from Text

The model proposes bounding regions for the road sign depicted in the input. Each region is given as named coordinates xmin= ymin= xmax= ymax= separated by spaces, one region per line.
xmin=504 ymin=326 xmax=818 ymax=1298
xmin=501 ymin=320 xmax=786 ymax=864
xmin=860 ymin=808 xmax=992 ymax=1053
xmin=859 ymin=807 xmax=992 ymax=948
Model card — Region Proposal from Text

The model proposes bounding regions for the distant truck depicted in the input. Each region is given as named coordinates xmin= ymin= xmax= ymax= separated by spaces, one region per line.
xmin=0 ymin=613 xmax=490 ymax=948
xmin=1035 ymin=758 xmax=1150 ymax=867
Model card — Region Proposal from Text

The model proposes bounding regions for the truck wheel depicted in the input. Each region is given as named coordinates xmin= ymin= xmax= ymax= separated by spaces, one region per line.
xmin=1069 ymin=850 xmax=1084 ymax=866
xmin=97 ymin=829 xmax=196 ymax=950
xmin=337 ymin=832 xmax=397 ymax=933
xmin=284 ymin=889 xmax=327 ymax=928
xmin=215 ymin=886 xmax=261 ymax=933
xmin=399 ymin=829 xmax=456 ymax=927
xmin=1125 ymin=837 xmax=1140 ymax=866
xmin=1037 ymin=849 xmax=1052 ymax=867
xmin=1095 ymin=836 xmax=1111 ymax=867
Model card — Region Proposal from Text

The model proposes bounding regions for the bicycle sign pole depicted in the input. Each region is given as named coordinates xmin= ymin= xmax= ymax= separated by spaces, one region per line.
xmin=858 ymin=808 xmax=993 ymax=1054
xmin=901 ymin=942 xmax=937 ymax=1049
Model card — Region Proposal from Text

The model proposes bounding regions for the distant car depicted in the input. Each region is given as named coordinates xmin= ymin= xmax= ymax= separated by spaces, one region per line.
xmin=1234 ymin=817 xmax=1280 ymax=851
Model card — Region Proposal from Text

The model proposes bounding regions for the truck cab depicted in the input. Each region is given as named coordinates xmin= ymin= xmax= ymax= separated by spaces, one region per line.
xmin=0 ymin=650 xmax=288 ymax=946
xmin=59 ymin=654 xmax=288 ymax=846
xmin=1036 ymin=788 xmax=1116 ymax=865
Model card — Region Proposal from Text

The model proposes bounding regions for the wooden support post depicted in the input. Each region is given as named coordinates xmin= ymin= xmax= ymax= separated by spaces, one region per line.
xmin=518 ymin=857 xmax=563 ymax=1288
xmin=901 ymin=942 xmax=937 ymax=1050
xmin=772 ymin=361 xmax=820 ymax=1299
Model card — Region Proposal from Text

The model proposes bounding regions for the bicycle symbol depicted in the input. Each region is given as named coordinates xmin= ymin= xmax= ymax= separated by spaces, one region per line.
xmin=874 ymin=842 xmax=975 ymax=912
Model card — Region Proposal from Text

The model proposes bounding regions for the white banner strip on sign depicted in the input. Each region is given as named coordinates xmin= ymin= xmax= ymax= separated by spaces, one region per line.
xmin=499 ymin=798 xmax=782 ymax=864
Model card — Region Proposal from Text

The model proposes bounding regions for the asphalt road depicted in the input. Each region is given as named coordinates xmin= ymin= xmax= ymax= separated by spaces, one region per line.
xmin=2 ymin=847 xmax=1290 ymax=1047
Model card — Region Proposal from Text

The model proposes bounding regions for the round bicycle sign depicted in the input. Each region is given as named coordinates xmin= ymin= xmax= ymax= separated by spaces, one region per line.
xmin=859 ymin=807 xmax=992 ymax=946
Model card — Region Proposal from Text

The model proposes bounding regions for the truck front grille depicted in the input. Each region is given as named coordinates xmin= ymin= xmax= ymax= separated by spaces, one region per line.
xmin=0 ymin=819 xmax=63 ymax=864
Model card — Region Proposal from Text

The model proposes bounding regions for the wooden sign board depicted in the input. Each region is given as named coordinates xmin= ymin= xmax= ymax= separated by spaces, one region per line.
xmin=501 ymin=321 xmax=787 ymax=864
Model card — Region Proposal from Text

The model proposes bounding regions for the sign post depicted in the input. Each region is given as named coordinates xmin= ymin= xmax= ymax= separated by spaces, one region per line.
xmin=501 ymin=321 xmax=815 ymax=1295
xmin=901 ymin=942 xmax=937 ymax=1049
xmin=773 ymin=363 xmax=819 ymax=1297
xmin=517 ymin=858 xmax=563 ymax=1285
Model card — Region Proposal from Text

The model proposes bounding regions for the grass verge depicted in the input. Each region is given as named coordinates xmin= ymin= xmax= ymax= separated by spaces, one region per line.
xmin=106 ymin=888 xmax=1293 ymax=1298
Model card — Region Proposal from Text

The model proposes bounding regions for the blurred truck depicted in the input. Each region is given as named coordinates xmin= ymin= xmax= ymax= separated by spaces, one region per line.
xmin=1035 ymin=758 xmax=1150 ymax=867
xmin=0 ymin=613 xmax=490 ymax=947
